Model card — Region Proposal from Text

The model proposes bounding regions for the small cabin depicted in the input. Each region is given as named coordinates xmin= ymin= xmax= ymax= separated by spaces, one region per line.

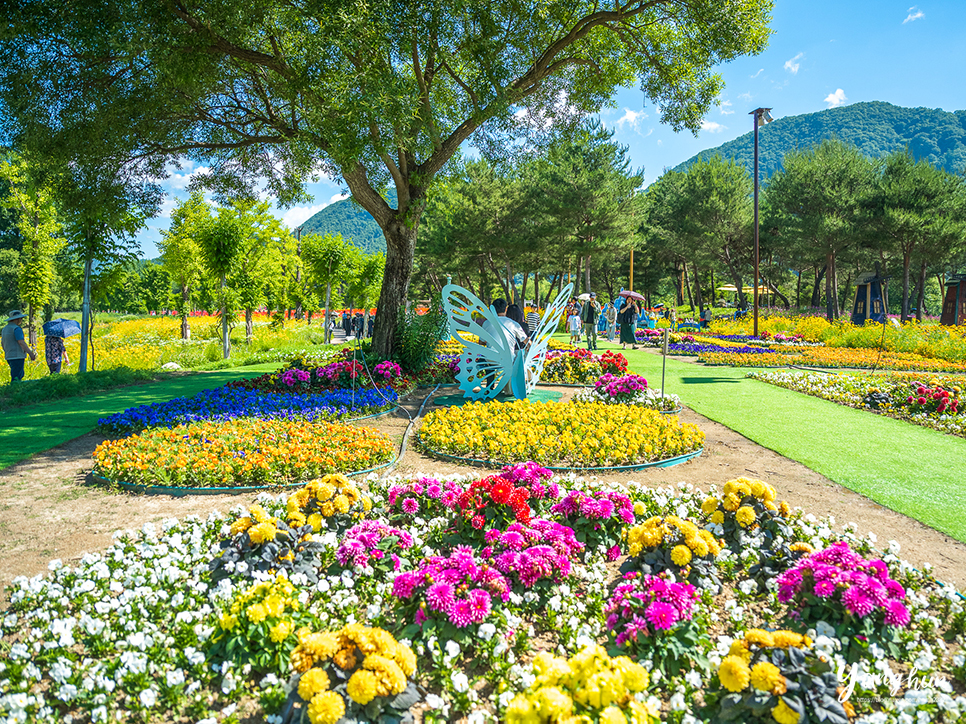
xmin=940 ymin=274 xmax=966 ymax=326
xmin=851 ymin=273 xmax=886 ymax=325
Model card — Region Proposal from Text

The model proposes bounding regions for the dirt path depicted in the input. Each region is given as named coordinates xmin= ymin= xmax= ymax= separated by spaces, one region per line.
xmin=3 ymin=386 xmax=965 ymax=596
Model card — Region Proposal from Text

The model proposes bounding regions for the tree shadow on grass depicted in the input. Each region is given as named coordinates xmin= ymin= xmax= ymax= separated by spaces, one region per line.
xmin=679 ymin=376 xmax=742 ymax=385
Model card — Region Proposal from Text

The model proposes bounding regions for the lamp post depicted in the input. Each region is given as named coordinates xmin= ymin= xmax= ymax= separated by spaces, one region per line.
xmin=749 ymin=107 xmax=773 ymax=338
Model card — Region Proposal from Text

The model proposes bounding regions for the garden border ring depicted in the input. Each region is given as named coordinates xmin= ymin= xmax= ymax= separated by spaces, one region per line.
xmin=416 ymin=444 xmax=703 ymax=472
xmin=89 ymin=455 xmax=398 ymax=497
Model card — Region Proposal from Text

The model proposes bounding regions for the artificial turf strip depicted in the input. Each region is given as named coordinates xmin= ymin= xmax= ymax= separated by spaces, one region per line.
xmin=611 ymin=345 xmax=966 ymax=544
xmin=0 ymin=364 xmax=282 ymax=471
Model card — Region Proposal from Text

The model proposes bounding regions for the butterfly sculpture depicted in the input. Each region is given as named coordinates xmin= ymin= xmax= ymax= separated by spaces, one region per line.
xmin=442 ymin=282 xmax=574 ymax=401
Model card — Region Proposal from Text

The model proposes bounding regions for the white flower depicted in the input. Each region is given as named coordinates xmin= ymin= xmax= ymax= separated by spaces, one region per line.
xmin=478 ymin=623 xmax=496 ymax=641
xmin=451 ymin=671 xmax=469 ymax=693
xmin=738 ymin=580 xmax=756 ymax=595
xmin=445 ymin=640 xmax=461 ymax=659
xmin=139 ymin=688 xmax=157 ymax=708
xmin=669 ymin=691 xmax=686 ymax=711
xmin=684 ymin=670 xmax=702 ymax=688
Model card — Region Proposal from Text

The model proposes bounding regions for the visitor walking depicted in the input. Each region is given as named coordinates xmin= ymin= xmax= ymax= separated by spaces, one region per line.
xmin=44 ymin=334 xmax=69 ymax=374
xmin=605 ymin=302 xmax=618 ymax=341
xmin=2 ymin=310 xmax=37 ymax=382
xmin=526 ymin=307 xmax=541 ymax=334
xmin=581 ymin=293 xmax=601 ymax=350
xmin=567 ymin=308 xmax=581 ymax=346
xmin=618 ymin=300 xmax=639 ymax=350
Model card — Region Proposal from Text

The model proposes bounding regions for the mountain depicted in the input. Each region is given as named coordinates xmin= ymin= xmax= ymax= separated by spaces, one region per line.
xmin=299 ymin=188 xmax=396 ymax=255
xmin=672 ymin=101 xmax=966 ymax=178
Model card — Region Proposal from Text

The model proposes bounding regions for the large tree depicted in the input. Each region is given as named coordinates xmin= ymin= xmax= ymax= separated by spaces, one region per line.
xmin=160 ymin=191 xmax=210 ymax=340
xmin=1 ymin=0 xmax=772 ymax=357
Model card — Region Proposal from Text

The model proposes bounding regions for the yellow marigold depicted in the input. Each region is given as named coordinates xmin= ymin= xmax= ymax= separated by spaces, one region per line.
xmin=504 ymin=695 xmax=537 ymax=724
xmin=332 ymin=494 xmax=351 ymax=514
xmin=612 ymin=656 xmax=649 ymax=692
xmin=750 ymin=661 xmax=785 ymax=693
xmin=346 ymin=669 xmax=380 ymax=705
xmin=290 ymin=646 xmax=314 ymax=673
xmin=770 ymin=630 xmax=806 ymax=649
xmin=393 ymin=643 xmax=417 ymax=677
xmin=763 ymin=485 xmax=778 ymax=503
xmin=771 ymin=697 xmax=799 ymax=724
xmin=248 ymin=521 xmax=277 ymax=545
xmin=734 ymin=481 xmax=752 ymax=498
xmin=300 ymin=631 xmax=340 ymax=660
xmin=690 ymin=536 xmax=710 ymax=558
xmin=320 ymin=501 xmax=336 ymax=518
xmin=288 ymin=511 xmax=307 ymax=528
xmin=218 ymin=613 xmax=238 ymax=631
xmin=599 ymin=707 xmax=627 ymax=724
xmin=307 ymin=513 xmax=323 ymax=532
xmin=364 ymin=654 xmax=407 ymax=696
xmin=534 ymin=686 xmax=573 ymax=720
xmin=342 ymin=483 xmax=360 ymax=502
xmin=722 ymin=493 xmax=742 ymax=512
xmin=670 ymin=545 xmax=692 ymax=566
xmin=313 ymin=482 xmax=336 ymax=503
xmin=230 ymin=517 xmax=253 ymax=536
xmin=763 ymin=501 xmax=779 ymax=512
xmin=728 ymin=640 xmax=752 ymax=663
xmin=789 ymin=542 xmax=814 ymax=554
xmin=744 ymin=629 xmax=775 ymax=648
xmin=718 ymin=655 xmax=751 ymax=693
xmin=361 ymin=495 xmax=372 ymax=512
xmin=298 ymin=667 xmax=331 ymax=701
xmin=270 ymin=620 xmax=295 ymax=643
xmin=750 ymin=480 xmax=766 ymax=499
xmin=701 ymin=496 xmax=719 ymax=516
xmin=307 ymin=690 xmax=345 ymax=724
xmin=641 ymin=529 xmax=664 ymax=548
xmin=710 ymin=510 xmax=725 ymax=525
xmin=249 ymin=503 xmax=271 ymax=524
xmin=247 ymin=603 xmax=268 ymax=624
xmin=633 ymin=501 xmax=647 ymax=516
xmin=264 ymin=594 xmax=286 ymax=618
xmin=332 ymin=646 xmax=357 ymax=672
xmin=735 ymin=506 xmax=756 ymax=528
xmin=779 ymin=501 xmax=791 ymax=516
xmin=628 ymin=699 xmax=661 ymax=724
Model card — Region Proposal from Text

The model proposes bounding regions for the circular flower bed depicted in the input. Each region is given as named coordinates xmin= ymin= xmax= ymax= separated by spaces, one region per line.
xmin=418 ymin=400 xmax=704 ymax=468
xmin=93 ymin=418 xmax=394 ymax=489
xmin=541 ymin=349 xmax=628 ymax=384
xmin=97 ymin=386 xmax=398 ymax=435
xmin=573 ymin=372 xmax=682 ymax=412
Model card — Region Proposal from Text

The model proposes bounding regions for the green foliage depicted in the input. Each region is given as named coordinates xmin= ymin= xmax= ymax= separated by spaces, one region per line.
xmin=675 ymin=100 xmax=966 ymax=178
xmin=0 ymin=366 xmax=159 ymax=412
xmin=394 ymin=299 xmax=447 ymax=374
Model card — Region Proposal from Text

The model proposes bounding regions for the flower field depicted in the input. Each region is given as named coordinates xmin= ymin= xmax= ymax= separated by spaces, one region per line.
xmin=418 ymin=400 xmax=704 ymax=468
xmin=749 ymin=370 xmax=966 ymax=438
xmin=700 ymin=346 xmax=966 ymax=373
xmin=92 ymin=418 xmax=395 ymax=489
xmin=2 ymin=467 xmax=964 ymax=724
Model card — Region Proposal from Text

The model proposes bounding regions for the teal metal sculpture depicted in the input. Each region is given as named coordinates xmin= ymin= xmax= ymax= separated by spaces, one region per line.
xmin=442 ymin=283 xmax=574 ymax=400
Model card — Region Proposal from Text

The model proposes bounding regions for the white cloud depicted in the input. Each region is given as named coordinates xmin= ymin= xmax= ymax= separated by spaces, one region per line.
xmin=280 ymin=194 xmax=349 ymax=230
xmin=614 ymin=108 xmax=647 ymax=131
xmin=903 ymin=5 xmax=924 ymax=23
xmin=784 ymin=52 xmax=804 ymax=74
xmin=700 ymin=120 xmax=727 ymax=133
xmin=719 ymin=100 xmax=734 ymax=115
xmin=738 ymin=92 xmax=753 ymax=102
xmin=824 ymin=88 xmax=848 ymax=107
xmin=750 ymin=69 xmax=764 ymax=79
xmin=164 ymin=160 xmax=210 ymax=191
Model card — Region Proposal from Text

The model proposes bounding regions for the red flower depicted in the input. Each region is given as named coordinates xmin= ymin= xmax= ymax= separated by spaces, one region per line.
xmin=490 ymin=480 xmax=512 ymax=504
xmin=917 ymin=396 xmax=927 ymax=405
xmin=471 ymin=514 xmax=485 ymax=529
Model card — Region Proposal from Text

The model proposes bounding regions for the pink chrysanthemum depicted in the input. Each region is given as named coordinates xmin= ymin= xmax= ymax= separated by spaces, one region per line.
xmin=645 ymin=601 xmax=679 ymax=630
xmin=883 ymin=599 xmax=911 ymax=627
xmin=449 ymin=600 xmax=474 ymax=628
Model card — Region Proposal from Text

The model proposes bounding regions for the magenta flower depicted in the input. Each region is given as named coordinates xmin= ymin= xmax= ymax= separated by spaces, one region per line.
xmin=883 ymin=599 xmax=911 ymax=627
xmin=426 ymin=583 xmax=455 ymax=613
xmin=401 ymin=497 xmax=419 ymax=514
xmin=449 ymin=600 xmax=474 ymax=627
xmin=645 ymin=601 xmax=679 ymax=630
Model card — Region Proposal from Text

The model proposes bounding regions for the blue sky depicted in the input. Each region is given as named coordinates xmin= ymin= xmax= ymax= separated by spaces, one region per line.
xmin=137 ymin=1 xmax=966 ymax=258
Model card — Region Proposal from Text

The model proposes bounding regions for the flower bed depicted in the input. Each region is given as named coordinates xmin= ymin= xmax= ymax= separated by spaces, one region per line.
xmin=230 ymin=351 xmax=414 ymax=396
xmin=1 ymin=470 xmax=964 ymax=724
xmin=92 ymin=418 xmax=395 ymax=489
xmin=541 ymin=349 xmax=627 ymax=384
xmin=97 ymin=385 xmax=399 ymax=435
xmin=701 ymin=346 xmax=966 ymax=372
xmin=749 ymin=370 xmax=966 ymax=438
xmin=418 ymin=400 xmax=704 ymax=468
xmin=573 ymin=373 xmax=682 ymax=412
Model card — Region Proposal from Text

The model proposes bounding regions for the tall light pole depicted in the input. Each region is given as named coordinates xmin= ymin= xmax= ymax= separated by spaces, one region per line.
xmin=750 ymin=107 xmax=773 ymax=337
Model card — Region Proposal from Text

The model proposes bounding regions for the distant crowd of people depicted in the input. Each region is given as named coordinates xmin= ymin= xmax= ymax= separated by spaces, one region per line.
xmin=339 ymin=311 xmax=375 ymax=339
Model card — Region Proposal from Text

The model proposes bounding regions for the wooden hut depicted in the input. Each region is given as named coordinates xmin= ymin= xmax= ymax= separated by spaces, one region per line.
xmin=851 ymin=272 xmax=886 ymax=325
xmin=940 ymin=274 xmax=966 ymax=326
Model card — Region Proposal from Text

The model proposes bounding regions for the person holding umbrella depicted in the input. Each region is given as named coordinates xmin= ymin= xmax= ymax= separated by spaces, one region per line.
xmin=618 ymin=291 xmax=642 ymax=350
xmin=42 ymin=318 xmax=80 ymax=374
xmin=2 ymin=310 xmax=37 ymax=382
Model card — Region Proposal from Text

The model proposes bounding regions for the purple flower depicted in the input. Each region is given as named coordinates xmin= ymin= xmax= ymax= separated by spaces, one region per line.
xmin=813 ymin=579 xmax=837 ymax=598
xmin=645 ymin=601 xmax=679 ymax=630
xmin=401 ymin=497 xmax=419 ymax=514
xmin=392 ymin=572 xmax=419 ymax=599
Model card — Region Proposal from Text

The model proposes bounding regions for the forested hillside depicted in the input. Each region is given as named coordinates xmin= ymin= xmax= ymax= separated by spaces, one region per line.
xmin=674 ymin=101 xmax=966 ymax=178
xmin=299 ymin=189 xmax=396 ymax=254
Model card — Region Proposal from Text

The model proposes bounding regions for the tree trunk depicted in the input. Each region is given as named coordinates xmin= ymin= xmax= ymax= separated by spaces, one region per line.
xmin=682 ymin=262 xmax=695 ymax=316
xmin=79 ymin=251 xmax=93 ymax=373
xmin=810 ymin=265 xmax=826 ymax=308
xmin=691 ymin=262 xmax=704 ymax=314
xmin=722 ymin=247 xmax=746 ymax=310
xmin=574 ymin=255 xmax=583 ymax=295
xmin=840 ymin=271 xmax=852 ymax=313
xmin=584 ymin=253 xmax=592 ymax=293
xmin=245 ymin=308 xmax=253 ymax=344
xmin=221 ymin=274 xmax=230 ymax=359
xmin=533 ymin=273 xmax=540 ymax=310
xmin=763 ymin=276 xmax=790 ymax=308
xmin=915 ymin=261 xmax=927 ymax=322
xmin=825 ymin=253 xmax=835 ymax=321
xmin=796 ymin=270 xmax=802 ymax=309
xmin=180 ymin=285 xmax=191 ymax=340
xmin=520 ymin=270 xmax=529 ymax=306
xmin=370 ymin=221 xmax=418 ymax=359
xmin=901 ymin=251 xmax=912 ymax=323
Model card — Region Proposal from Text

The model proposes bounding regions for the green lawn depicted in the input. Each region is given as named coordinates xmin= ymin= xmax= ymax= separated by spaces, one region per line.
xmin=595 ymin=338 xmax=966 ymax=543
xmin=0 ymin=364 xmax=281 ymax=470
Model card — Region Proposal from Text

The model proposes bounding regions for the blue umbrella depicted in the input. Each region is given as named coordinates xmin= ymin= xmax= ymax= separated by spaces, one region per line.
xmin=42 ymin=318 xmax=82 ymax=338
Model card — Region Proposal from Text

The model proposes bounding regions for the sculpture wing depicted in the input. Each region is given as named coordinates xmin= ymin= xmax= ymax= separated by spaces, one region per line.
xmin=523 ymin=283 xmax=575 ymax=394
xmin=442 ymin=284 xmax=515 ymax=401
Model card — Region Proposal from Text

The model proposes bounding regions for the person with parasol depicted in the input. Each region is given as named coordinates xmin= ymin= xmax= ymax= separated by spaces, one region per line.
xmin=42 ymin=318 xmax=81 ymax=374
xmin=617 ymin=290 xmax=643 ymax=349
